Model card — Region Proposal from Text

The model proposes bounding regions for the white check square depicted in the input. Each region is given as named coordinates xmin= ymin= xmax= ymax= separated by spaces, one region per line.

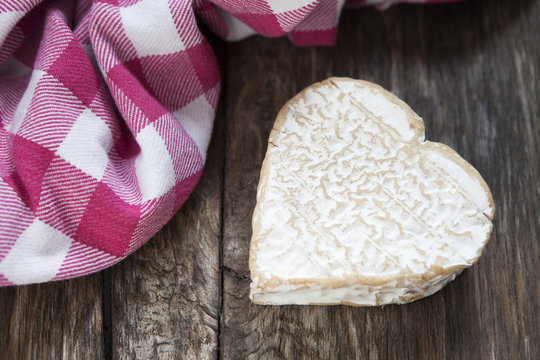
xmin=120 ymin=0 xmax=185 ymax=57
xmin=0 ymin=219 xmax=72 ymax=285
xmin=135 ymin=124 xmax=176 ymax=201
xmin=173 ymin=95 xmax=214 ymax=158
xmin=57 ymin=108 xmax=113 ymax=180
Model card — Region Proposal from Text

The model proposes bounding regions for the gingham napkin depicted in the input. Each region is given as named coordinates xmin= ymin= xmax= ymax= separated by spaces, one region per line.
xmin=0 ymin=0 xmax=460 ymax=286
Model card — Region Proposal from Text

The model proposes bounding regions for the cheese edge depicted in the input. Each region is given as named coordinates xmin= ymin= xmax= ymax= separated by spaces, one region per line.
xmin=250 ymin=268 xmax=464 ymax=306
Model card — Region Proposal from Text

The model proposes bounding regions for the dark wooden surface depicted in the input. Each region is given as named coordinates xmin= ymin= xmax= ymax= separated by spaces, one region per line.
xmin=1 ymin=0 xmax=539 ymax=358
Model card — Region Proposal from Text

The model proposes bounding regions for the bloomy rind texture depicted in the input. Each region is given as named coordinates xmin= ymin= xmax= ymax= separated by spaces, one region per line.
xmin=249 ymin=78 xmax=495 ymax=306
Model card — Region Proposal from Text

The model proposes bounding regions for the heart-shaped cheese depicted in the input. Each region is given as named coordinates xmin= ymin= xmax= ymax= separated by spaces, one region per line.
xmin=249 ymin=78 xmax=495 ymax=306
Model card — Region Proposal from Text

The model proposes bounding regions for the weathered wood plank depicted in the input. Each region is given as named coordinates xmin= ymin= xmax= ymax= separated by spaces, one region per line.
xmin=0 ymin=274 xmax=104 ymax=360
xmin=110 ymin=87 xmax=224 ymax=359
xmin=221 ymin=0 xmax=539 ymax=359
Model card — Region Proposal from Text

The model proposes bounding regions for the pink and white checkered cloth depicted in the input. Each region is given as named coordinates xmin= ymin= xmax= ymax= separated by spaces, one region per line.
xmin=0 ymin=0 xmax=461 ymax=286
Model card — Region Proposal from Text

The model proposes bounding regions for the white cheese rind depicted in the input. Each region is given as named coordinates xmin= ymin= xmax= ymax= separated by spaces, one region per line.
xmin=249 ymin=78 xmax=494 ymax=306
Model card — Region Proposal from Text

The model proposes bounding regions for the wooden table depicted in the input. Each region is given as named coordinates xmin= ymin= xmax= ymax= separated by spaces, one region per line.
xmin=1 ymin=0 xmax=539 ymax=358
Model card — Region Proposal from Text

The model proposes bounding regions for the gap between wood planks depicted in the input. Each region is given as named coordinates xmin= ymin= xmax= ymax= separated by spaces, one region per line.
xmin=99 ymin=35 xmax=229 ymax=360
xmin=216 ymin=40 xmax=229 ymax=360
xmin=102 ymin=269 xmax=112 ymax=360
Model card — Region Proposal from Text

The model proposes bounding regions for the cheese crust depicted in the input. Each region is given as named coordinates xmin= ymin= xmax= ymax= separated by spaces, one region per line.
xmin=249 ymin=78 xmax=495 ymax=306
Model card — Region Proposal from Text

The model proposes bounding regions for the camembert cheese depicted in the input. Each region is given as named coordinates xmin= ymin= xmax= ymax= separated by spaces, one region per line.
xmin=249 ymin=78 xmax=495 ymax=306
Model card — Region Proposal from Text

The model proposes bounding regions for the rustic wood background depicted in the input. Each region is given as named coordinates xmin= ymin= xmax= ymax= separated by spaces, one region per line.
xmin=1 ymin=0 xmax=539 ymax=358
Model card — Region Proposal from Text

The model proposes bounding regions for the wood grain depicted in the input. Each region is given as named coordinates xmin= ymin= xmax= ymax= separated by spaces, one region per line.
xmin=0 ymin=274 xmax=104 ymax=360
xmin=221 ymin=0 xmax=540 ymax=359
